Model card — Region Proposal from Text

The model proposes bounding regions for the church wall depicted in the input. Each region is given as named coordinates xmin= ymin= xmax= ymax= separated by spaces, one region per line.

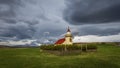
xmin=63 ymin=37 xmax=73 ymax=45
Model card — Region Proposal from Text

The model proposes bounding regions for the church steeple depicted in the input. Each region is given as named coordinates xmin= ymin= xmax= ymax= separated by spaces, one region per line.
xmin=63 ymin=26 xmax=73 ymax=44
xmin=67 ymin=26 xmax=71 ymax=32
xmin=65 ymin=26 xmax=72 ymax=37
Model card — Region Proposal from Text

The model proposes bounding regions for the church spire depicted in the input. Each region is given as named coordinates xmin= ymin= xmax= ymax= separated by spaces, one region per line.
xmin=67 ymin=26 xmax=71 ymax=32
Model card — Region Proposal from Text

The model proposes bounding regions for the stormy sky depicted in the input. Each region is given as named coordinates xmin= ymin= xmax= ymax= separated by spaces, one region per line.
xmin=0 ymin=0 xmax=120 ymax=45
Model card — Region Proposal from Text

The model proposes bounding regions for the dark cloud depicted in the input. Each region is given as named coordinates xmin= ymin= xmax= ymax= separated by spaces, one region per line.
xmin=64 ymin=0 xmax=120 ymax=25
xmin=0 ymin=0 xmax=20 ymax=4
xmin=79 ymin=26 xmax=120 ymax=36
xmin=0 ymin=0 xmax=38 ymax=40
xmin=0 ymin=6 xmax=15 ymax=18
xmin=0 ymin=23 xmax=36 ymax=40
xmin=0 ymin=0 xmax=66 ymax=41
xmin=0 ymin=18 xmax=17 ymax=24
xmin=0 ymin=0 xmax=21 ymax=18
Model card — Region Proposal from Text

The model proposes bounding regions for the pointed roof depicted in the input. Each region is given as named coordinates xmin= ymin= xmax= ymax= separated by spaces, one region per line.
xmin=67 ymin=26 xmax=71 ymax=32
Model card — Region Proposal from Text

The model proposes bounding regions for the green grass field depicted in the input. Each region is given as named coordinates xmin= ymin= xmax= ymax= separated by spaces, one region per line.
xmin=0 ymin=44 xmax=120 ymax=68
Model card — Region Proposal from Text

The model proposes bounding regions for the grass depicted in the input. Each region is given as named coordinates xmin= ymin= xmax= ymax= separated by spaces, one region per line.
xmin=0 ymin=44 xmax=120 ymax=68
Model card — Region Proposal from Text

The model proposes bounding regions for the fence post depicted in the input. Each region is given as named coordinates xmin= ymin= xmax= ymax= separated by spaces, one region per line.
xmin=86 ymin=44 xmax=87 ymax=52
xmin=81 ymin=44 xmax=82 ymax=52
xmin=64 ymin=44 xmax=67 ymax=52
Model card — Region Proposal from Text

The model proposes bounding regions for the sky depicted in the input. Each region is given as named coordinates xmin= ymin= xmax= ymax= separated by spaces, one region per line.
xmin=0 ymin=0 xmax=120 ymax=45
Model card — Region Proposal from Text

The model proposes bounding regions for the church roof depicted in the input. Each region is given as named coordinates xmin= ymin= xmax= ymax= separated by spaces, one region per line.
xmin=55 ymin=38 xmax=65 ymax=44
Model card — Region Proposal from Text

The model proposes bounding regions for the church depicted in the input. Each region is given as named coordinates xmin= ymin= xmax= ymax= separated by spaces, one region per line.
xmin=55 ymin=27 xmax=73 ymax=45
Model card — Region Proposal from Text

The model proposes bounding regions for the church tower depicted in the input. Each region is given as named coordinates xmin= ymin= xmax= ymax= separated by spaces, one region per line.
xmin=63 ymin=27 xmax=73 ymax=45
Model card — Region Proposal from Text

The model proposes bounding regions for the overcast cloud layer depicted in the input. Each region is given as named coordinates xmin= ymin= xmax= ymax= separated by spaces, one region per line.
xmin=0 ymin=0 xmax=120 ymax=45
xmin=64 ymin=0 xmax=120 ymax=24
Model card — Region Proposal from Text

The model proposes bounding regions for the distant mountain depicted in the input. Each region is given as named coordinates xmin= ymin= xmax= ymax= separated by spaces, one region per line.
xmin=0 ymin=45 xmax=39 ymax=48
xmin=11 ymin=45 xmax=39 ymax=48
xmin=0 ymin=45 xmax=10 ymax=48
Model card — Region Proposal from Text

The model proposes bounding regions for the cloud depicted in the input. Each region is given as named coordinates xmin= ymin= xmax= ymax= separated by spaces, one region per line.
xmin=0 ymin=39 xmax=42 ymax=46
xmin=0 ymin=0 xmax=21 ymax=18
xmin=0 ymin=22 xmax=36 ymax=40
xmin=70 ymin=23 xmax=120 ymax=36
xmin=80 ymin=25 xmax=120 ymax=36
xmin=73 ymin=33 xmax=120 ymax=42
xmin=0 ymin=0 xmax=67 ymax=41
xmin=0 ymin=0 xmax=120 ymax=44
xmin=64 ymin=0 xmax=120 ymax=25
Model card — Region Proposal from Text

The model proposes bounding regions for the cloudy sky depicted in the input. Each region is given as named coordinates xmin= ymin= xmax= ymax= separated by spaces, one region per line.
xmin=0 ymin=0 xmax=120 ymax=45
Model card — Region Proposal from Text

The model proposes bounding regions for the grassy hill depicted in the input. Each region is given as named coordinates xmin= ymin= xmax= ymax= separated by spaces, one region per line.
xmin=0 ymin=44 xmax=120 ymax=68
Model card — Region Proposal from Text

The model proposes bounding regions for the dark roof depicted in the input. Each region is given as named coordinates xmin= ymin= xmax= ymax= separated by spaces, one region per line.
xmin=55 ymin=38 xmax=65 ymax=44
